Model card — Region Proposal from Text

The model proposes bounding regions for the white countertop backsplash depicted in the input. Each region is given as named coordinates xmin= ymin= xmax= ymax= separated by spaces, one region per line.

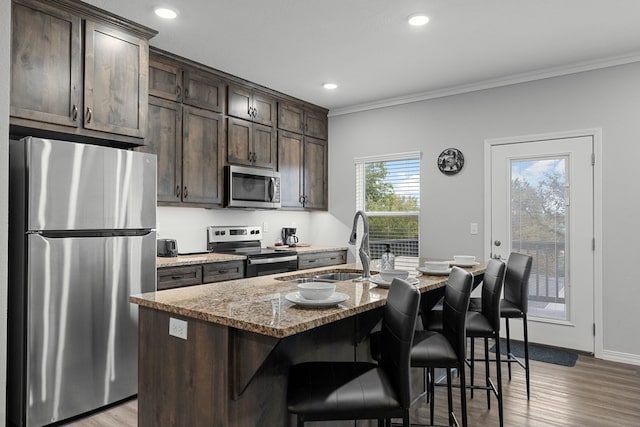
xmin=156 ymin=206 xmax=350 ymax=254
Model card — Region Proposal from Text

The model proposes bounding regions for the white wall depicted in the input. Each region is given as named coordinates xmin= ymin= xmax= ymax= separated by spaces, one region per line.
xmin=328 ymin=62 xmax=640 ymax=362
xmin=1 ymin=0 xmax=11 ymax=424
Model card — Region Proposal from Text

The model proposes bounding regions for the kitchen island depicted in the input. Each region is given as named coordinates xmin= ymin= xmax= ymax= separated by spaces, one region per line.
xmin=130 ymin=261 xmax=486 ymax=426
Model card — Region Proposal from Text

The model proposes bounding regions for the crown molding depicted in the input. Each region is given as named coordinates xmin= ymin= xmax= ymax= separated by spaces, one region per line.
xmin=328 ymin=52 xmax=640 ymax=117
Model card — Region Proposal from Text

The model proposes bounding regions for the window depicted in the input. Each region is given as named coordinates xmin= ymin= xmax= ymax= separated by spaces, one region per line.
xmin=355 ymin=152 xmax=421 ymax=259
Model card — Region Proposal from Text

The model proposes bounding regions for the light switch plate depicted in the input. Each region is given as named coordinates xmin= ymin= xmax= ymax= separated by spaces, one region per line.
xmin=169 ymin=317 xmax=188 ymax=340
xmin=470 ymin=223 xmax=478 ymax=235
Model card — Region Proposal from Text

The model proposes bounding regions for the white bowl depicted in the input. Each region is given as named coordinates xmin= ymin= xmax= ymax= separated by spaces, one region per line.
xmin=297 ymin=282 xmax=336 ymax=300
xmin=453 ymin=255 xmax=476 ymax=264
xmin=424 ymin=261 xmax=450 ymax=271
xmin=379 ymin=269 xmax=409 ymax=283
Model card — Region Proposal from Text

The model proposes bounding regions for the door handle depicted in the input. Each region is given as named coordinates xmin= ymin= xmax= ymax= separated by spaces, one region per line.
xmin=86 ymin=107 xmax=92 ymax=123
xmin=72 ymin=105 xmax=78 ymax=121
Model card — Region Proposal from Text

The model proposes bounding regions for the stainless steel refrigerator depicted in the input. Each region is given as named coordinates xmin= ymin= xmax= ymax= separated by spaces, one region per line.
xmin=7 ymin=137 xmax=157 ymax=427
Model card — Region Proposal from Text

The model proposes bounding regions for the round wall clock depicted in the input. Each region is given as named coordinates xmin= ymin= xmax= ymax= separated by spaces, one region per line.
xmin=437 ymin=148 xmax=464 ymax=175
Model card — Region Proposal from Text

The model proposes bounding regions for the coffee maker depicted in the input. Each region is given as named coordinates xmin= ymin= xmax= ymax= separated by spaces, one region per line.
xmin=282 ymin=227 xmax=299 ymax=247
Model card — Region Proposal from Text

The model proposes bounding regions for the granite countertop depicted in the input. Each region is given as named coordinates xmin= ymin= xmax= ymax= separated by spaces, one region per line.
xmin=131 ymin=260 xmax=486 ymax=339
xmin=157 ymin=245 xmax=348 ymax=268
xmin=157 ymin=252 xmax=246 ymax=268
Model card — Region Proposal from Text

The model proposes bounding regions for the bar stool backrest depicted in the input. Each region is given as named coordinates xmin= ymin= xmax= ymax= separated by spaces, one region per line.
xmin=503 ymin=252 xmax=533 ymax=314
xmin=380 ymin=278 xmax=421 ymax=409
xmin=481 ymin=259 xmax=506 ymax=332
xmin=442 ymin=266 xmax=473 ymax=364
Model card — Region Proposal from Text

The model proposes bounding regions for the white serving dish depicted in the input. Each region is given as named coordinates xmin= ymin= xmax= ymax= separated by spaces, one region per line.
xmin=423 ymin=261 xmax=450 ymax=272
xmin=370 ymin=274 xmax=419 ymax=288
xmin=297 ymin=282 xmax=336 ymax=300
xmin=285 ymin=292 xmax=349 ymax=307
xmin=378 ymin=269 xmax=409 ymax=282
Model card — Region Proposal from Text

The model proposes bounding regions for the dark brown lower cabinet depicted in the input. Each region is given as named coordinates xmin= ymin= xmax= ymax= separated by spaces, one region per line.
xmin=297 ymin=250 xmax=347 ymax=270
xmin=156 ymin=260 xmax=244 ymax=290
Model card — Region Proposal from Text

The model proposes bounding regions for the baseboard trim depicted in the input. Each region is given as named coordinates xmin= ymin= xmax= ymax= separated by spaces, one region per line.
xmin=602 ymin=349 xmax=640 ymax=366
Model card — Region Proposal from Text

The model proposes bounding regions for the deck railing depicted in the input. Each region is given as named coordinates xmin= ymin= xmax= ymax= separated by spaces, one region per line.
xmin=513 ymin=241 xmax=565 ymax=304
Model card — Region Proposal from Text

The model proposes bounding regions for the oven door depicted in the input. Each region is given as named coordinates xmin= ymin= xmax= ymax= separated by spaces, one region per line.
xmin=245 ymin=255 xmax=298 ymax=277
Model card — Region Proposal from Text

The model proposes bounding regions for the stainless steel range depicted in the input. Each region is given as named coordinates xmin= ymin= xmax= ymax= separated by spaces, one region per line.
xmin=207 ymin=226 xmax=298 ymax=277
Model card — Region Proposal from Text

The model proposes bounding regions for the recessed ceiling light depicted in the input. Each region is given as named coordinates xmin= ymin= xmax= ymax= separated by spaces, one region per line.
xmin=408 ymin=14 xmax=429 ymax=26
xmin=323 ymin=83 xmax=338 ymax=90
xmin=154 ymin=7 xmax=178 ymax=19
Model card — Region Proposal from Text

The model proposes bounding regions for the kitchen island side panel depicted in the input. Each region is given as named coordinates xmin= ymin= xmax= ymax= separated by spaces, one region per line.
xmin=137 ymin=306 xmax=384 ymax=427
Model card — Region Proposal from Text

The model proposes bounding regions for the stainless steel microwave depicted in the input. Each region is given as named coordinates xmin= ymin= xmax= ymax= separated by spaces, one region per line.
xmin=225 ymin=165 xmax=281 ymax=209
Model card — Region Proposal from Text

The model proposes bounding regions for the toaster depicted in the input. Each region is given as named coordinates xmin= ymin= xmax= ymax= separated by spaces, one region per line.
xmin=157 ymin=239 xmax=178 ymax=257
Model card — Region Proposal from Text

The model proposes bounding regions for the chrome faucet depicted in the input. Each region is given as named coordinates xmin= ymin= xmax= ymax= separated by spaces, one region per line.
xmin=349 ymin=210 xmax=371 ymax=279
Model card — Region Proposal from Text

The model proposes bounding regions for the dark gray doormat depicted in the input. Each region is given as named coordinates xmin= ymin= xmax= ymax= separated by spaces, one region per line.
xmin=490 ymin=338 xmax=578 ymax=367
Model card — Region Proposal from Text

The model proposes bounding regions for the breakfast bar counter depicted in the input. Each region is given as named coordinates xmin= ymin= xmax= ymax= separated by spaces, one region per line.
xmin=130 ymin=261 xmax=486 ymax=426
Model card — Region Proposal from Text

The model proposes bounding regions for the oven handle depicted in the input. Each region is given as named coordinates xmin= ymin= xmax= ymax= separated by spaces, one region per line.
xmin=247 ymin=255 xmax=298 ymax=265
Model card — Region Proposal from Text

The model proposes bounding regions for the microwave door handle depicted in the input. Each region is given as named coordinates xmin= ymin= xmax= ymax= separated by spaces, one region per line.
xmin=268 ymin=177 xmax=275 ymax=201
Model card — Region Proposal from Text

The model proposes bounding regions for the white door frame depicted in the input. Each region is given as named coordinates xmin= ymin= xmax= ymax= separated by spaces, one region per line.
xmin=484 ymin=128 xmax=603 ymax=358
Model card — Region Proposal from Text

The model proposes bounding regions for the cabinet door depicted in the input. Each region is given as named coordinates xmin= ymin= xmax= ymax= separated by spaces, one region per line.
xmin=252 ymin=91 xmax=277 ymax=126
xmin=182 ymin=106 xmax=224 ymax=206
xmin=10 ymin=0 xmax=81 ymax=127
xmin=252 ymin=124 xmax=276 ymax=169
xmin=149 ymin=58 xmax=182 ymax=102
xmin=84 ymin=20 xmax=149 ymax=138
xmin=304 ymin=136 xmax=328 ymax=210
xmin=227 ymin=117 xmax=253 ymax=166
xmin=183 ymin=70 xmax=225 ymax=113
xmin=141 ymin=97 xmax=182 ymax=204
xmin=278 ymin=102 xmax=304 ymax=134
xmin=227 ymin=85 xmax=253 ymax=121
xmin=304 ymin=109 xmax=328 ymax=140
xmin=278 ymin=131 xmax=305 ymax=208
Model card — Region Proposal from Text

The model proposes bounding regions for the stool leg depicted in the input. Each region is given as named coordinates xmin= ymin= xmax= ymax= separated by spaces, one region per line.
xmin=459 ymin=363 xmax=468 ymax=427
xmin=446 ymin=368 xmax=454 ymax=426
xmin=470 ymin=337 xmax=475 ymax=399
xmin=505 ymin=317 xmax=512 ymax=380
xmin=430 ymin=368 xmax=436 ymax=426
xmin=523 ymin=314 xmax=531 ymax=400
xmin=495 ymin=335 xmax=504 ymax=427
xmin=484 ymin=337 xmax=491 ymax=409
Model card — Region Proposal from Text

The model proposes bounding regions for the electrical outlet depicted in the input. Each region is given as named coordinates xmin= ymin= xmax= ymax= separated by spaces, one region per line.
xmin=169 ymin=317 xmax=188 ymax=340
xmin=470 ymin=223 xmax=478 ymax=235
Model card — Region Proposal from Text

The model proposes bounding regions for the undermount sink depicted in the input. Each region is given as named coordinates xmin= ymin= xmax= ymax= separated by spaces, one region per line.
xmin=275 ymin=269 xmax=364 ymax=283
xmin=312 ymin=272 xmax=363 ymax=281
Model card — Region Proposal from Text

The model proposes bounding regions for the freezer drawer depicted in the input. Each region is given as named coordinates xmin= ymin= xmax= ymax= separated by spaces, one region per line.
xmin=22 ymin=232 xmax=155 ymax=426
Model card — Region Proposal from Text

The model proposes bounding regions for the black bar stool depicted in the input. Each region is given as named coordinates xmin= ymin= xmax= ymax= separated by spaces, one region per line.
xmin=287 ymin=278 xmax=421 ymax=426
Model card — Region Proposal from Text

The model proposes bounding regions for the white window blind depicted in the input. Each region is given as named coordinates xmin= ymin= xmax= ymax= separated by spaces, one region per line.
xmin=355 ymin=152 xmax=421 ymax=259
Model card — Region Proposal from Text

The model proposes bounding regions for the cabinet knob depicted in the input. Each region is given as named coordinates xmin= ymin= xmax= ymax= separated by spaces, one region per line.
xmin=86 ymin=107 xmax=92 ymax=123
xmin=177 ymin=84 xmax=182 ymax=98
xmin=183 ymin=186 xmax=188 ymax=198
xmin=176 ymin=185 xmax=181 ymax=198
xmin=184 ymin=87 xmax=190 ymax=99
xmin=71 ymin=105 xmax=78 ymax=121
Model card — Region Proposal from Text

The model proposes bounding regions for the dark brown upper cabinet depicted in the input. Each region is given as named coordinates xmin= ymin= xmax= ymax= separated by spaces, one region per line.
xmin=182 ymin=70 xmax=225 ymax=113
xmin=227 ymin=117 xmax=276 ymax=169
xmin=10 ymin=0 xmax=156 ymax=145
xmin=228 ymin=85 xmax=276 ymax=126
xmin=278 ymin=102 xmax=328 ymax=140
xmin=10 ymin=0 xmax=81 ymax=128
xmin=278 ymin=131 xmax=328 ymax=210
xmin=83 ymin=21 xmax=149 ymax=138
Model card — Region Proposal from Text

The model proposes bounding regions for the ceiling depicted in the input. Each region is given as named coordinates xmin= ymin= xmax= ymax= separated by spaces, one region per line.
xmin=84 ymin=0 xmax=640 ymax=115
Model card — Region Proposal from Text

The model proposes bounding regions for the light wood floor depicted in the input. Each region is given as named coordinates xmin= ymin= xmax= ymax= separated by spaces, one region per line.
xmin=63 ymin=352 xmax=640 ymax=426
